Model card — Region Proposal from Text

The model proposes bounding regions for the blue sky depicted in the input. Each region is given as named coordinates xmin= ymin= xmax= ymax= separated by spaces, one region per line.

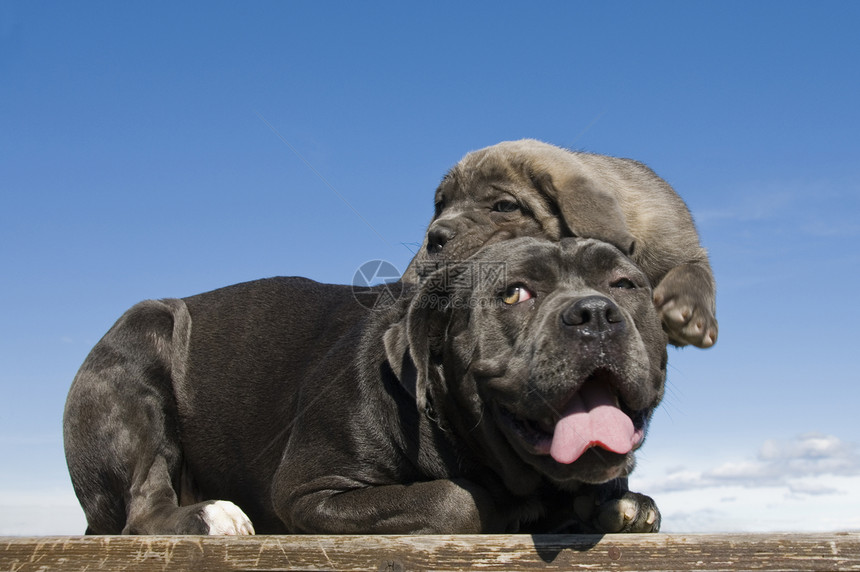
xmin=2 ymin=1 xmax=859 ymax=534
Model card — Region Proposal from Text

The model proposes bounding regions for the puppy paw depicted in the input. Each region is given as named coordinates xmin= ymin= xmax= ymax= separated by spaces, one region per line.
xmin=653 ymin=264 xmax=718 ymax=348
xmin=655 ymin=293 xmax=718 ymax=348
xmin=202 ymin=500 xmax=255 ymax=535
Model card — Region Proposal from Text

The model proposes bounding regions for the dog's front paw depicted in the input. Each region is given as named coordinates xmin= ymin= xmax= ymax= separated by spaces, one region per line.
xmin=653 ymin=264 xmax=718 ymax=348
xmin=574 ymin=489 xmax=661 ymax=533
xmin=655 ymin=293 xmax=718 ymax=348
xmin=202 ymin=500 xmax=255 ymax=535
xmin=595 ymin=492 xmax=660 ymax=533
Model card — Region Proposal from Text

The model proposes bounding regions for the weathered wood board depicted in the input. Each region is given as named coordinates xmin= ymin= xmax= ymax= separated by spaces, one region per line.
xmin=2 ymin=533 xmax=859 ymax=571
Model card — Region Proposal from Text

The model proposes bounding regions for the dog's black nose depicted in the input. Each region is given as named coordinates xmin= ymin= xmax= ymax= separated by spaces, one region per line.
xmin=562 ymin=296 xmax=626 ymax=336
xmin=426 ymin=223 xmax=456 ymax=254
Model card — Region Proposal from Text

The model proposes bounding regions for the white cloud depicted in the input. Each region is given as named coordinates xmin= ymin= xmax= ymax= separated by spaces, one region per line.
xmin=646 ymin=433 xmax=860 ymax=493
xmin=706 ymin=459 xmax=773 ymax=481
xmin=632 ymin=433 xmax=860 ymax=532
xmin=787 ymin=479 xmax=841 ymax=498
xmin=755 ymin=433 xmax=860 ymax=477
xmin=650 ymin=476 xmax=860 ymax=533
xmin=761 ymin=433 xmax=854 ymax=460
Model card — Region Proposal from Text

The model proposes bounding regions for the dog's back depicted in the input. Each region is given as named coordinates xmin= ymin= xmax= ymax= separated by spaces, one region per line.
xmin=63 ymin=277 xmax=398 ymax=533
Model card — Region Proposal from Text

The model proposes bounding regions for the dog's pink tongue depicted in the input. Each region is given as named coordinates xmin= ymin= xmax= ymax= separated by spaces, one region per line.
xmin=549 ymin=380 xmax=637 ymax=464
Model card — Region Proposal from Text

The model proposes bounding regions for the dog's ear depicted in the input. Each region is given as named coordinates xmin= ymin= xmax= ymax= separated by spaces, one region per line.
xmin=383 ymin=275 xmax=452 ymax=412
xmin=534 ymin=171 xmax=637 ymax=256
xmin=383 ymin=320 xmax=422 ymax=407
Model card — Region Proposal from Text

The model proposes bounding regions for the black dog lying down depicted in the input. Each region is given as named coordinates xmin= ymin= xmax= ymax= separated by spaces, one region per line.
xmin=64 ymin=237 xmax=667 ymax=534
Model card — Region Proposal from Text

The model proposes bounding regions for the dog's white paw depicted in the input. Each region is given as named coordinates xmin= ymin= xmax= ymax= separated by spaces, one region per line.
xmin=202 ymin=500 xmax=255 ymax=535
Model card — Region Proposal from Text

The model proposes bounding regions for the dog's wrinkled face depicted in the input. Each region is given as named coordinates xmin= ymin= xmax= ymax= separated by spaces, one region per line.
xmin=425 ymin=157 xmax=563 ymax=261
xmin=393 ymin=237 xmax=667 ymax=491
xmin=405 ymin=141 xmax=636 ymax=282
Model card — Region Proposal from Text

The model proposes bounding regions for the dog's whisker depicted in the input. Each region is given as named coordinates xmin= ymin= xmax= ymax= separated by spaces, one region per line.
xmin=469 ymin=409 xmax=485 ymax=433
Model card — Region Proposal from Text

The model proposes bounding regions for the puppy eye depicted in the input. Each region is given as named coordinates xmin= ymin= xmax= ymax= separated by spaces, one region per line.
xmin=492 ymin=200 xmax=520 ymax=213
xmin=502 ymin=285 xmax=533 ymax=305
xmin=611 ymin=278 xmax=637 ymax=290
xmin=434 ymin=199 xmax=446 ymax=217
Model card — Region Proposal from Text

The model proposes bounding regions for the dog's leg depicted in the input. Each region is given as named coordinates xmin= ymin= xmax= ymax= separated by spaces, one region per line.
xmin=123 ymin=456 xmax=254 ymax=535
xmin=533 ymin=478 xmax=660 ymax=533
xmin=572 ymin=478 xmax=661 ymax=533
xmin=64 ymin=299 xmax=253 ymax=535
xmin=654 ymin=261 xmax=718 ymax=348
xmin=275 ymin=477 xmax=521 ymax=534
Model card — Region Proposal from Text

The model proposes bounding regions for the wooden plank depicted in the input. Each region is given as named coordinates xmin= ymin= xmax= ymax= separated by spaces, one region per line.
xmin=1 ymin=533 xmax=858 ymax=571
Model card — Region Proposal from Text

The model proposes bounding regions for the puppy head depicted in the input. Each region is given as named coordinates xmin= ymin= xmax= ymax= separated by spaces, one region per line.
xmin=387 ymin=237 xmax=667 ymax=491
xmin=406 ymin=140 xmax=636 ymax=282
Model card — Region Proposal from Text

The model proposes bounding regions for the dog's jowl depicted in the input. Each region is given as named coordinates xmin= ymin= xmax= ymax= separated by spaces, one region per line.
xmin=64 ymin=237 xmax=667 ymax=534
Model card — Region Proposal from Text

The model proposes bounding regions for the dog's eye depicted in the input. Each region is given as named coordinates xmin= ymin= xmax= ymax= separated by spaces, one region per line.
xmin=434 ymin=199 xmax=446 ymax=217
xmin=492 ymin=200 xmax=520 ymax=213
xmin=611 ymin=278 xmax=637 ymax=290
xmin=502 ymin=285 xmax=533 ymax=305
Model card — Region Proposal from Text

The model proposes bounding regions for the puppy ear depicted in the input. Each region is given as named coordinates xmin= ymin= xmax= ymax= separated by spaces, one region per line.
xmin=535 ymin=172 xmax=636 ymax=256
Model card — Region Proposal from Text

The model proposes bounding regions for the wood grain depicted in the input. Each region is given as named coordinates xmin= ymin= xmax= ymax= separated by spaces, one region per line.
xmin=2 ymin=533 xmax=858 ymax=571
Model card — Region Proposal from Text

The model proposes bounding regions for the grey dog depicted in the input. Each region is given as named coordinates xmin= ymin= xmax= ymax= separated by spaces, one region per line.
xmin=405 ymin=139 xmax=717 ymax=349
xmin=64 ymin=237 xmax=667 ymax=534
